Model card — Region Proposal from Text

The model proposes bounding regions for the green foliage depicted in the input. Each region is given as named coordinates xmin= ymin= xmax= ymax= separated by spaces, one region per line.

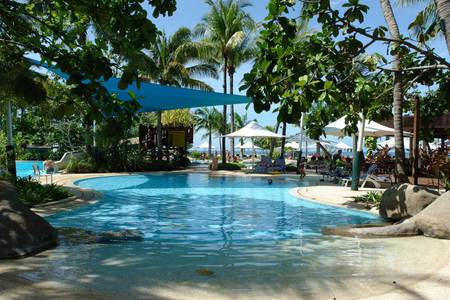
xmin=365 ymin=137 xmax=378 ymax=156
xmin=353 ymin=191 xmax=382 ymax=209
xmin=242 ymin=0 xmax=449 ymax=139
xmin=285 ymin=165 xmax=298 ymax=172
xmin=217 ymin=162 xmax=245 ymax=170
xmin=15 ymin=177 xmax=72 ymax=207
xmin=66 ymin=158 xmax=97 ymax=173
xmin=162 ymin=109 xmax=194 ymax=127
xmin=1 ymin=0 xmax=177 ymax=123
xmin=441 ymin=172 xmax=450 ymax=192
xmin=0 ymin=131 xmax=6 ymax=168
xmin=189 ymin=151 xmax=203 ymax=160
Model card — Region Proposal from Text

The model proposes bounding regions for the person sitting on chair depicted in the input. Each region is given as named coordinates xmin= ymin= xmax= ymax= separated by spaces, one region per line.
xmin=43 ymin=160 xmax=55 ymax=174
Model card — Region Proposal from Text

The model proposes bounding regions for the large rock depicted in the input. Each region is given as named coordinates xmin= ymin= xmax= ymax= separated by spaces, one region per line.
xmin=96 ymin=229 xmax=144 ymax=243
xmin=0 ymin=180 xmax=57 ymax=259
xmin=325 ymin=191 xmax=450 ymax=239
xmin=414 ymin=191 xmax=450 ymax=239
xmin=379 ymin=183 xmax=440 ymax=220
xmin=58 ymin=227 xmax=144 ymax=244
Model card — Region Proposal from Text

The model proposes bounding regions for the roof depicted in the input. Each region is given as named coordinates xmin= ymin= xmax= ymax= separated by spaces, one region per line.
xmin=30 ymin=59 xmax=250 ymax=112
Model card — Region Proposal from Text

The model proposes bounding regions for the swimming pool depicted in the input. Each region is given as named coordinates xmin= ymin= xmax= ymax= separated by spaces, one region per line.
xmin=15 ymin=160 xmax=43 ymax=177
xmin=19 ymin=173 xmax=388 ymax=298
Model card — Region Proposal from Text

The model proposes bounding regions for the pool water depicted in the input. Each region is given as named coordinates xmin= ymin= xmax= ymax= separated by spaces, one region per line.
xmin=15 ymin=161 xmax=43 ymax=177
xmin=35 ymin=174 xmax=384 ymax=297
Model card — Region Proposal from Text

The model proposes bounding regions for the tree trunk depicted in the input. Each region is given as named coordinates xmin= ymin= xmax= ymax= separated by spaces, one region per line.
xmin=240 ymin=138 xmax=244 ymax=158
xmin=221 ymin=57 xmax=228 ymax=164
xmin=208 ymin=127 xmax=212 ymax=158
xmin=269 ymin=121 xmax=280 ymax=158
xmin=434 ymin=0 xmax=450 ymax=55
xmin=229 ymin=71 xmax=235 ymax=158
xmin=5 ymin=100 xmax=16 ymax=179
xmin=280 ymin=122 xmax=287 ymax=158
xmin=157 ymin=111 xmax=163 ymax=161
xmin=380 ymin=0 xmax=408 ymax=182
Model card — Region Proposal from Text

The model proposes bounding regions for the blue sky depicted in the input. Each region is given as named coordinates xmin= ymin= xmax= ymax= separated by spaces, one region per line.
xmin=149 ymin=0 xmax=449 ymax=148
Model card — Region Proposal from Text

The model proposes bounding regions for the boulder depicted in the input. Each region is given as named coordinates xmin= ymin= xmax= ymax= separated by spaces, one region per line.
xmin=324 ymin=191 xmax=450 ymax=239
xmin=414 ymin=191 xmax=450 ymax=239
xmin=58 ymin=228 xmax=145 ymax=244
xmin=0 ymin=180 xmax=57 ymax=259
xmin=379 ymin=183 xmax=440 ymax=220
xmin=96 ymin=229 xmax=144 ymax=243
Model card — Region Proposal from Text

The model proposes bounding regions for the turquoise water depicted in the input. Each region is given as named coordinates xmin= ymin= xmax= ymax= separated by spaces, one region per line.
xmin=39 ymin=174 xmax=382 ymax=295
xmin=15 ymin=161 xmax=43 ymax=177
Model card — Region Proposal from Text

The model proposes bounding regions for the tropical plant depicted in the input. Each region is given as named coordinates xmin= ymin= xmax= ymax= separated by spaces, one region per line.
xmin=353 ymin=191 xmax=382 ymax=209
xmin=194 ymin=107 xmax=222 ymax=157
xmin=195 ymin=0 xmax=256 ymax=163
xmin=141 ymin=27 xmax=218 ymax=160
xmin=15 ymin=177 xmax=72 ymax=207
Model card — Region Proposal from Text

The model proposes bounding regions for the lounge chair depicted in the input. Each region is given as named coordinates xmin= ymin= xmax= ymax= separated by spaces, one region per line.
xmin=254 ymin=156 xmax=272 ymax=173
xmin=340 ymin=164 xmax=391 ymax=188
xmin=269 ymin=158 xmax=286 ymax=172
xmin=33 ymin=164 xmax=53 ymax=184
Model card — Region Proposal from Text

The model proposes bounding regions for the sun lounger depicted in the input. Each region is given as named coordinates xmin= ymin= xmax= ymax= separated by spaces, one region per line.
xmin=254 ymin=156 xmax=272 ymax=173
xmin=269 ymin=158 xmax=286 ymax=172
xmin=340 ymin=164 xmax=391 ymax=188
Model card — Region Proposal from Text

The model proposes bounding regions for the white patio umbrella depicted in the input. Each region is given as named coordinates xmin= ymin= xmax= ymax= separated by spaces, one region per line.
xmin=226 ymin=121 xmax=284 ymax=162
xmin=334 ymin=141 xmax=352 ymax=150
xmin=324 ymin=116 xmax=411 ymax=138
xmin=226 ymin=121 xmax=285 ymax=138
xmin=285 ymin=141 xmax=300 ymax=149
xmin=236 ymin=141 xmax=261 ymax=149
xmin=197 ymin=142 xmax=215 ymax=150
xmin=377 ymin=138 xmax=411 ymax=150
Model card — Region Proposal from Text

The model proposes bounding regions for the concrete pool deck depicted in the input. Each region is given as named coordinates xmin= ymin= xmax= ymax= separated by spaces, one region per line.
xmin=1 ymin=170 xmax=449 ymax=300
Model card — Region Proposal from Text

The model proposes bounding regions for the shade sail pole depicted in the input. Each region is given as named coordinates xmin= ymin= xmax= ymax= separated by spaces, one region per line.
xmin=6 ymin=100 xmax=16 ymax=179
xmin=351 ymin=113 xmax=365 ymax=191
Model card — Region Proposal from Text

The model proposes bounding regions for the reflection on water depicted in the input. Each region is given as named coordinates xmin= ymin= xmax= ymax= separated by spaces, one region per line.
xmin=34 ymin=174 xmax=383 ymax=294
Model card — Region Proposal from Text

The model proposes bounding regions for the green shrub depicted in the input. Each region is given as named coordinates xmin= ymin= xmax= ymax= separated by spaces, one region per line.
xmin=189 ymin=151 xmax=203 ymax=160
xmin=353 ymin=191 xmax=382 ymax=209
xmin=217 ymin=163 xmax=244 ymax=170
xmin=16 ymin=177 xmax=72 ymax=207
xmin=286 ymin=165 xmax=298 ymax=172
xmin=66 ymin=158 xmax=96 ymax=173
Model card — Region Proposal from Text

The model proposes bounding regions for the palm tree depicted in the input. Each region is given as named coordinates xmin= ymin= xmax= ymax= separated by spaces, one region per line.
xmin=228 ymin=35 xmax=256 ymax=157
xmin=142 ymin=27 xmax=218 ymax=160
xmin=380 ymin=0 xmax=408 ymax=182
xmin=234 ymin=111 xmax=251 ymax=157
xmin=396 ymin=0 xmax=450 ymax=55
xmin=194 ymin=107 xmax=222 ymax=157
xmin=195 ymin=0 xmax=256 ymax=164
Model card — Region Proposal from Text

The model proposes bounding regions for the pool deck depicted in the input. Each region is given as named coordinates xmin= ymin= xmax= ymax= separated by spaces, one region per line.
xmin=4 ymin=169 xmax=449 ymax=300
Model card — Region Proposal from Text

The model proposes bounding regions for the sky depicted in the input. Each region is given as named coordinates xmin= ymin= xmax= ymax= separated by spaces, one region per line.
xmin=148 ymin=0 xmax=449 ymax=148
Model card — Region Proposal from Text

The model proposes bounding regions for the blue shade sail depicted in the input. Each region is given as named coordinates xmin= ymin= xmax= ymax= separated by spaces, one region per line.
xmin=30 ymin=59 xmax=250 ymax=112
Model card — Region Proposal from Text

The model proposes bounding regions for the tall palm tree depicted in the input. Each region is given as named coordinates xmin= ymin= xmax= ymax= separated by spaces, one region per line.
xmin=234 ymin=111 xmax=250 ymax=157
xmin=142 ymin=27 xmax=218 ymax=160
xmin=228 ymin=35 xmax=256 ymax=157
xmin=194 ymin=107 xmax=222 ymax=157
xmin=195 ymin=0 xmax=256 ymax=164
xmin=380 ymin=0 xmax=408 ymax=182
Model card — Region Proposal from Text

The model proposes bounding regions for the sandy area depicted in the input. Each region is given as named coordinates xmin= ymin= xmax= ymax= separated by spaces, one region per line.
xmin=1 ymin=170 xmax=449 ymax=300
